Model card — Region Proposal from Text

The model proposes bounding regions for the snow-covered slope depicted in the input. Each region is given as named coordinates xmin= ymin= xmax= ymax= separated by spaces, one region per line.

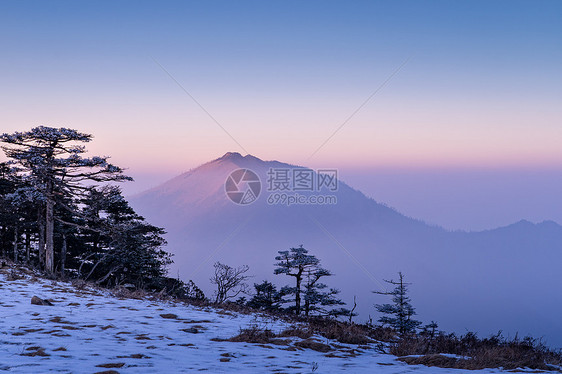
xmin=0 ymin=270 xmax=512 ymax=374
xmin=0 ymin=267 xmax=516 ymax=374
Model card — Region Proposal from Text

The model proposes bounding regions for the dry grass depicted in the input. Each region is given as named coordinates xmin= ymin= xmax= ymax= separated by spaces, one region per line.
xmin=95 ymin=363 xmax=125 ymax=368
xmin=294 ymin=339 xmax=332 ymax=352
xmin=227 ymin=325 xmax=277 ymax=344
xmin=221 ymin=324 xmax=336 ymax=353
xmin=159 ymin=313 xmax=179 ymax=319
xmin=70 ymin=279 xmax=87 ymax=290
xmin=7 ymin=268 xmax=24 ymax=281
xmin=392 ymin=333 xmax=562 ymax=371
xmin=307 ymin=319 xmax=374 ymax=345
xmin=111 ymin=286 xmax=146 ymax=300
xmin=21 ymin=346 xmax=49 ymax=357
xmin=48 ymin=316 xmax=75 ymax=324
xmin=398 ymin=354 xmax=458 ymax=367
xmin=180 ymin=327 xmax=202 ymax=334
xmin=278 ymin=326 xmax=313 ymax=340
xmin=116 ymin=353 xmax=150 ymax=359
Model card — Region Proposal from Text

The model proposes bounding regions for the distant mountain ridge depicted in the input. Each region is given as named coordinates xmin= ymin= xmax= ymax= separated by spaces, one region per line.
xmin=130 ymin=152 xmax=562 ymax=348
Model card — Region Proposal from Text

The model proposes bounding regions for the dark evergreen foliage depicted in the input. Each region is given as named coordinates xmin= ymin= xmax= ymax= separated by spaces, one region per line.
xmin=373 ymin=272 xmax=422 ymax=336
xmin=1 ymin=127 xmax=132 ymax=273
xmin=0 ymin=126 xmax=171 ymax=290
xmin=247 ymin=280 xmax=283 ymax=311
xmin=274 ymin=245 xmax=350 ymax=317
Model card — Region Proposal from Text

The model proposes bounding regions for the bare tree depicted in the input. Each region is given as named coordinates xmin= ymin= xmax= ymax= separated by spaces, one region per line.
xmin=210 ymin=262 xmax=251 ymax=304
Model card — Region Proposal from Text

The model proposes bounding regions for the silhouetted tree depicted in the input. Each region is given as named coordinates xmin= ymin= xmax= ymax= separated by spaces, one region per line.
xmin=0 ymin=126 xmax=131 ymax=274
xmin=0 ymin=127 xmax=173 ymax=294
xmin=147 ymin=277 xmax=206 ymax=300
xmin=373 ymin=272 xmax=421 ymax=336
xmin=302 ymin=267 xmax=347 ymax=317
xmin=247 ymin=280 xmax=283 ymax=311
xmin=275 ymin=245 xmax=347 ymax=317
xmin=0 ymin=163 xmax=38 ymax=263
xmin=274 ymin=246 xmax=319 ymax=315
xmin=184 ymin=280 xmax=206 ymax=301
xmin=210 ymin=262 xmax=250 ymax=304
xmin=0 ymin=163 xmax=18 ymax=259
xmin=78 ymin=186 xmax=170 ymax=287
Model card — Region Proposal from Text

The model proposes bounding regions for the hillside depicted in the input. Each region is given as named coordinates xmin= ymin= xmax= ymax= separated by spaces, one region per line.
xmin=3 ymin=264 xmax=561 ymax=373
xmin=0 ymin=265 xmax=376 ymax=373
xmin=130 ymin=153 xmax=562 ymax=348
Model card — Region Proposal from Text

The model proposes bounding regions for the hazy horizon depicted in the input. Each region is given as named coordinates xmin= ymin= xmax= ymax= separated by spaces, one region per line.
xmin=120 ymin=158 xmax=562 ymax=232
xmin=128 ymin=151 xmax=562 ymax=348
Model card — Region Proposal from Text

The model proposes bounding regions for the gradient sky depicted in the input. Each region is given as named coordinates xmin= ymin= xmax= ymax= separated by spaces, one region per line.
xmin=1 ymin=1 xmax=561 ymax=229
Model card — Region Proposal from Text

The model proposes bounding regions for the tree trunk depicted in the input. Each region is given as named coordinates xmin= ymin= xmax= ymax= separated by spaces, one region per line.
xmin=60 ymin=232 xmax=67 ymax=277
xmin=295 ymin=270 xmax=302 ymax=315
xmin=13 ymin=225 xmax=18 ymax=262
xmin=1 ymin=226 xmax=6 ymax=258
xmin=45 ymin=195 xmax=55 ymax=274
xmin=349 ymin=296 xmax=357 ymax=324
xmin=85 ymin=252 xmax=109 ymax=281
xmin=25 ymin=230 xmax=30 ymax=263
xmin=38 ymin=206 xmax=45 ymax=269
xmin=96 ymin=265 xmax=119 ymax=285
xmin=397 ymin=272 xmax=406 ymax=336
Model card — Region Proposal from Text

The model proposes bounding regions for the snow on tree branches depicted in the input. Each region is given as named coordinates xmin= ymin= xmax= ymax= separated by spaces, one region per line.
xmin=373 ymin=272 xmax=421 ymax=337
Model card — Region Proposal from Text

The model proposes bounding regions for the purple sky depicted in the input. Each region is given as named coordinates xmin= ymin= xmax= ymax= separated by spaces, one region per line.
xmin=1 ymin=1 xmax=561 ymax=231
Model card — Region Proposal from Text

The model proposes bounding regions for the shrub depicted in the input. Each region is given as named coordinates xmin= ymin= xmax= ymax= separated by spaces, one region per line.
xmin=392 ymin=332 xmax=562 ymax=371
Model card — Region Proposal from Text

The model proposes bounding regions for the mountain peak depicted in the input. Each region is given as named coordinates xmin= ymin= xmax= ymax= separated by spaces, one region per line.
xmin=218 ymin=152 xmax=244 ymax=160
xmin=214 ymin=152 xmax=264 ymax=164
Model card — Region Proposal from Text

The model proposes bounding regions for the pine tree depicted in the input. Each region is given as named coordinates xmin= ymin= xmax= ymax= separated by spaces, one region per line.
xmin=0 ymin=163 xmax=18 ymax=259
xmin=247 ymin=280 xmax=283 ymax=311
xmin=184 ymin=280 xmax=206 ymax=301
xmin=274 ymin=245 xmax=347 ymax=317
xmin=0 ymin=163 xmax=38 ymax=263
xmin=0 ymin=126 xmax=131 ymax=274
xmin=302 ymin=268 xmax=347 ymax=317
xmin=78 ymin=186 xmax=170 ymax=287
xmin=274 ymin=246 xmax=319 ymax=315
xmin=1 ymin=127 xmax=172 ymax=292
xmin=373 ymin=272 xmax=421 ymax=336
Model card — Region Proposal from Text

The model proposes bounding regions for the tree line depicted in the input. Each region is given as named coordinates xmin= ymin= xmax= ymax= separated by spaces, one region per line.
xmin=0 ymin=126 xmax=171 ymax=290
xmin=208 ymin=245 xmax=352 ymax=318
xmin=208 ymin=245 xmax=429 ymax=337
